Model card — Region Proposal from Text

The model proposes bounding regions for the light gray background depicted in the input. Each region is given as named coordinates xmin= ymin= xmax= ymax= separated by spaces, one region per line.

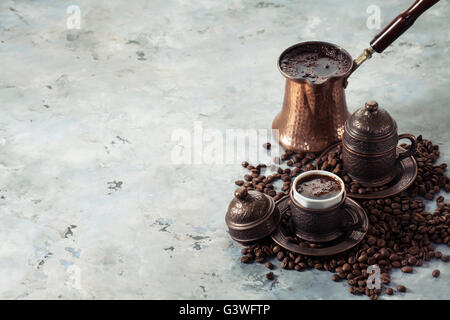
xmin=0 ymin=0 xmax=449 ymax=299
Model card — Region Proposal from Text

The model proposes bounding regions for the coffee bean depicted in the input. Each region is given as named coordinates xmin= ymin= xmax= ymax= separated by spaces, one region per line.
xmin=385 ymin=287 xmax=394 ymax=295
xmin=265 ymin=262 xmax=274 ymax=270
xmin=432 ymin=269 xmax=440 ymax=278
xmin=397 ymin=285 xmax=406 ymax=292
xmin=441 ymin=255 xmax=450 ymax=262
xmin=407 ymin=257 xmax=417 ymax=265
xmin=276 ymin=251 xmax=284 ymax=261
xmin=263 ymin=142 xmax=271 ymax=150
xmin=401 ymin=266 xmax=413 ymax=273
xmin=342 ymin=263 xmax=351 ymax=272
xmin=255 ymin=257 xmax=265 ymax=263
xmin=241 ymin=161 xmax=249 ymax=168
xmin=266 ymin=272 xmax=274 ymax=280
xmin=367 ymin=237 xmax=376 ymax=246
xmin=235 ymin=180 xmax=244 ymax=186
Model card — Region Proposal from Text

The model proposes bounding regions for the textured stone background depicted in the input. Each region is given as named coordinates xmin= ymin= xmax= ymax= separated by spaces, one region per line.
xmin=0 ymin=0 xmax=448 ymax=299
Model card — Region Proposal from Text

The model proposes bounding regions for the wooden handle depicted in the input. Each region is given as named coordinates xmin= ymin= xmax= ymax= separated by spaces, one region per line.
xmin=370 ymin=0 xmax=440 ymax=53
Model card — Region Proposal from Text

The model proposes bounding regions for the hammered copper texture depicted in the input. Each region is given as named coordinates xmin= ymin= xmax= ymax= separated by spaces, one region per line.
xmin=272 ymin=42 xmax=352 ymax=153
xmin=271 ymin=196 xmax=368 ymax=256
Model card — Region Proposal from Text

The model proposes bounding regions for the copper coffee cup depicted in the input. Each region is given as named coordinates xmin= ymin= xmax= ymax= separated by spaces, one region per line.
xmin=342 ymin=101 xmax=417 ymax=187
xmin=290 ymin=171 xmax=362 ymax=242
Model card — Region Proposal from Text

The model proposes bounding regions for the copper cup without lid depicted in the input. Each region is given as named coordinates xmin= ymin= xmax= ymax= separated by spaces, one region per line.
xmin=225 ymin=187 xmax=280 ymax=245
xmin=343 ymin=101 xmax=417 ymax=187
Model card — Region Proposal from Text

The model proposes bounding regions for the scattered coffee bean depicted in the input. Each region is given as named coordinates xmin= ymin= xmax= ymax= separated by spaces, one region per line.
xmin=401 ymin=266 xmax=413 ymax=273
xmin=397 ymin=285 xmax=406 ymax=292
xmin=432 ymin=269 xmax=440 ymax=278
xmin=264 ymin=261 xmax=274 ymax=270
xmin=385 ymin=287 xmax=393 ymax=295
xmin=266 ymin=272 xmax=274 ymax=280
xmin=263 ymin=142 xmax=271 ymax=150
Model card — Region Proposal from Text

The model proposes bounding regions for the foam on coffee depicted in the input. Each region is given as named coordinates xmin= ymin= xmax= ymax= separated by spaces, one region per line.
xmin=295 ymin=174 xmax=341 ymax=200
xmin=280 ymin=44 xmax=351 ymax=84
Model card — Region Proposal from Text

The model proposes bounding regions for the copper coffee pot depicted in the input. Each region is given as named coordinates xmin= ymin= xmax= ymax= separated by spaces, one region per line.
xmin=272 ymin=0 xmax=439 ymax=153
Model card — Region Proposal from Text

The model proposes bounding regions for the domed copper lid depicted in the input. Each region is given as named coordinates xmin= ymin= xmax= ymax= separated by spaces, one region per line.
xmin=226 ymin=187 xmax=272 ymax=227
xmin=345 ymin=101 xmax=397 ymax=139
xmin=225 ymin=187 xmax=280 ymax=244
xmin=343 ymin=101 xmax=399 ymax=154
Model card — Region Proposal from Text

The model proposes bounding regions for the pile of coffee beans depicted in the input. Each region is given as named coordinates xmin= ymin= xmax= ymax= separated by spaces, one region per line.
xmin=234 ymin=137 xmax=449 ymax=299
xmin=406 ymin=136 xmax=450 ymax=199
xmin=235 ymin=150 xmax=317 ymax=201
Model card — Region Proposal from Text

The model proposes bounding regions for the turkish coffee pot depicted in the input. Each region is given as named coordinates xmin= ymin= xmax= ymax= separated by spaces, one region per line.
xmin=272 ymin=0 xmax=439 ymax=153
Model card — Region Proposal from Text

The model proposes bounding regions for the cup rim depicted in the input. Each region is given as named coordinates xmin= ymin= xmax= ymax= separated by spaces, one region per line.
xmin=289 ymin=188 xmax=346 ymax=212
xmin=292 ymin=170 xmax=345 ymax=206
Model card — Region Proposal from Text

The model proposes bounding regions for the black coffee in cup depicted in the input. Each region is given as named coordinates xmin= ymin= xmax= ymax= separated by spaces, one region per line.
xmin=295 ymin=174 xmax=341 ymax=200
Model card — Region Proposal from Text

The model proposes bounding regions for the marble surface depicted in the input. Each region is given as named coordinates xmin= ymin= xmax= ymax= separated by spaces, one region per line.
xmin=0 ymin=0 xmax=449 ymax=299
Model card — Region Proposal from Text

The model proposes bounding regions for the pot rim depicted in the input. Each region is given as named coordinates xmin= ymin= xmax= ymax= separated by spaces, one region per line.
xmin=277 ymin=41 xmax=354 ymax=86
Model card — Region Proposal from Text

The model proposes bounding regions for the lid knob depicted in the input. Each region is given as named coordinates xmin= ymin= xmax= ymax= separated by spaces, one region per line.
xmin=365 ymin=101 xmax=378 ymax=112
xmin=234 ymin=187 xmax=248 ymax=200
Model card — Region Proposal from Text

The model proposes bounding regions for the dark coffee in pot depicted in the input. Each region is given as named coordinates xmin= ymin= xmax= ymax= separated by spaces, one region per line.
xmin=279 ymin=44 xmax=352 ymax=84
xmin=295 ymin=174 xmax=341 ymax=200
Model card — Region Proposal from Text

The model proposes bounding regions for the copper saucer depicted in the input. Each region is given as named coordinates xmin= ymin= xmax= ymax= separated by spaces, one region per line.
xmin=316 ymin=142 xmax=418 ymax=199
xmin=271 ymin=196 xmax=368 ymax=256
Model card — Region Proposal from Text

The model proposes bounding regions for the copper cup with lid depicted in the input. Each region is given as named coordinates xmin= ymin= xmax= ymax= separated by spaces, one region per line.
xmin=342 ymin=101 xmax=417 ymax=187
xmin=225 ymin=187 xmax=280 ymax=245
